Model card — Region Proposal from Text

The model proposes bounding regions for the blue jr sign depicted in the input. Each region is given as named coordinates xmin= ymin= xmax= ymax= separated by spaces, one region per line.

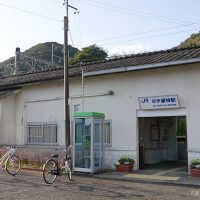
xmin=139 ymin=95 xmax=179 ymax=110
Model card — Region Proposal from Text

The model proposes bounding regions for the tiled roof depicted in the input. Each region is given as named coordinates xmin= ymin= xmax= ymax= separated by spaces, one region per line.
xmin=1 ymin=45 xmax=200 ymax=90
xmin=0 ymin=89 xmax=16 ymax=98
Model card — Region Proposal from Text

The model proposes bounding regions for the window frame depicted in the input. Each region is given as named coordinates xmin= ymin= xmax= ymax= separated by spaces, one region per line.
xmin=104 ymin=120 xmax=112 ymax=147
xmin=26 ymin=122 xmax=58 ymax=145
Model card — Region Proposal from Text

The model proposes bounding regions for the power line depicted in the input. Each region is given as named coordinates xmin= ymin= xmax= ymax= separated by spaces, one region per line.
xmin=78 ymin=23 xmax=200 ymax=46
xmin=80 ymin=0 xmax=196 ymax=25
xmin=69 ymin=30 xmax=75 ymax=47
xmin=74 ymin=0 xmax=197 ymax=25
xmin=0 ymin=2 xmax=62 ymax=23
xmin=99 ymin=28 xmax=200 ymax=47
xmin=53 ymin=54 xmax=64 ymax=60
xmin=71 ymin=0 xmax=199 ymax=49
xmin=77 ymin=11 xmax=82 ymax=49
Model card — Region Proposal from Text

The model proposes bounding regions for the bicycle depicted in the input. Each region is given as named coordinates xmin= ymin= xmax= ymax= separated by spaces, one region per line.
xmin=43 ymin=145 xmax=72 ymax=184
xmin=0 ymin=146 xmax=21 ymax=175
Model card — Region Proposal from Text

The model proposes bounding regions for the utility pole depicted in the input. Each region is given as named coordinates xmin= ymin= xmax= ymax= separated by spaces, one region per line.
xmin=51 ymin=44 xmax=54 ymax=63
xmin=14 ymin=47 xmax=20 ymax=75
xmin=81 ymin=65 xmax=84 ymax=112
xmin=63 ymin=0 xmax=78 ymax=148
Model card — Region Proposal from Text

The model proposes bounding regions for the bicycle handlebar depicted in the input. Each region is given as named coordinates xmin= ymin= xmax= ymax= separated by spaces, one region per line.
xmin=3 ymin=146 xmax=16 ymax=150
xmin=63 ymin=145 xmax=73 ymax=152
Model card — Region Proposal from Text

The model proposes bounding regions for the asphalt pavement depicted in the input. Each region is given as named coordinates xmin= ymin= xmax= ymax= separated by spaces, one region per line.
xmin=0 ymin=170 xmax=200 ymax=200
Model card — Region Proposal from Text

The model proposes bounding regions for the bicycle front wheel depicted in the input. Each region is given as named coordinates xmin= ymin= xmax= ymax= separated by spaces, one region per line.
xmin=43 ymin=159 xmax=58 ymax=184
xmin=6 ymin=155 xmax=21 ymax=175
xmin=66 ymin=160 xmax=72 ymax=181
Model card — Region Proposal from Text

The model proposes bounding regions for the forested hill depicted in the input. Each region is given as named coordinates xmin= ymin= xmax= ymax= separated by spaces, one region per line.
xmin=177 ymin=31 xmax=200 ymax=48
xmin=0 ymin=42 xmax=79 ymax=67
xmin=1 ymin=31 xmax=200 ymax=73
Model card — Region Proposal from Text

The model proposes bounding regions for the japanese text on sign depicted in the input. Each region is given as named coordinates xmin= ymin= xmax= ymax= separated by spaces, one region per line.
xmin=139 ymin=95 xmax=179 ymax=109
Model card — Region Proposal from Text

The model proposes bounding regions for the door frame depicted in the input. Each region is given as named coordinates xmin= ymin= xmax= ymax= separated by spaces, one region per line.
xmin=136 ymin=108 xmax=187 ymax=170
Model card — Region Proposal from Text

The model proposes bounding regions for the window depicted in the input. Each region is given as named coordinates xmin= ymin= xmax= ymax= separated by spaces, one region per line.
xmin=176 ymin=117 xmax=187 ymax=143
xmin=26 ymin=123 xmax=58 ymax=145
xmin=104 ymin=120 xmax=112 ymax=146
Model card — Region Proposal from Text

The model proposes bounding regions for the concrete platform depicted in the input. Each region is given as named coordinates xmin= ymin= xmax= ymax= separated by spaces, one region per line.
xmin=94 ymin=165 xmax=200 ymax=187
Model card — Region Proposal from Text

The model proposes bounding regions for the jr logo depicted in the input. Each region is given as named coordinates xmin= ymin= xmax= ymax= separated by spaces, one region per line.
xmin=141 ymin=98 xmax=149 ymax=103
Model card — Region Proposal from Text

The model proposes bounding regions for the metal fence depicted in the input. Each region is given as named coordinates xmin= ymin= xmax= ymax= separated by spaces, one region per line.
xmin=0 ymin=146 xmax=65 ymax=165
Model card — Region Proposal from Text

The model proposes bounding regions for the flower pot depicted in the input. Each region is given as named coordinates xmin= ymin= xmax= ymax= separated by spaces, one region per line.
xmin=190 ymin=168 xmax=200 ymax=177
xmin=115 ymin=164 xmax=133 ymax=172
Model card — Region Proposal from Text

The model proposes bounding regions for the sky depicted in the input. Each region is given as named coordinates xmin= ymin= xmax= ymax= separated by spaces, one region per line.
xmin=0 ymin=0 xmax=200 ymax=62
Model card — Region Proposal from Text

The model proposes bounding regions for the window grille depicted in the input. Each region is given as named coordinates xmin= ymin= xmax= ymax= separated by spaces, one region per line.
xmin=26 ymin=123 xmax=58 ymax=145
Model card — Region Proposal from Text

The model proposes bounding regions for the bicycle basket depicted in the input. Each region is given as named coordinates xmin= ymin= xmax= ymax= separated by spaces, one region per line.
xmin=9 ymin=148 xmax=16 ymax=155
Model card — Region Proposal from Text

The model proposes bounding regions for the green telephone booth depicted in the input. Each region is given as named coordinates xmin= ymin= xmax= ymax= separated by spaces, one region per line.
xmin=73 ymin=112 xmax=105 ymax=173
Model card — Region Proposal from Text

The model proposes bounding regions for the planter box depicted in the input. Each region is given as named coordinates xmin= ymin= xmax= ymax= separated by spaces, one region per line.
xmin=115 ymin=164 xmax=133 ymax=172
xmin=190 ymin=169 xmax=200 ymax=177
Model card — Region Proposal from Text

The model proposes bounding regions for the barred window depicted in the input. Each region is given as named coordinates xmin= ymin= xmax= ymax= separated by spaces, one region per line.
xmin=104 ymin=120 xmax=112 ymax=146
xmin=26 ymin=123 xmax=58 ymax=145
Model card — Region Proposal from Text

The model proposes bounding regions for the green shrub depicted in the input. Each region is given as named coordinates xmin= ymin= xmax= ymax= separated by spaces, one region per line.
xmin=118 ymin=154 xmax=135 ymax=164
xmin=190 ymin=159 xmax=200 ymax=169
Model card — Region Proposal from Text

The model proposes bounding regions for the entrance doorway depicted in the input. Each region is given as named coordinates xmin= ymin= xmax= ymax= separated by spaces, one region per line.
xmin=138 ymin=116 xmax=187 ymax=171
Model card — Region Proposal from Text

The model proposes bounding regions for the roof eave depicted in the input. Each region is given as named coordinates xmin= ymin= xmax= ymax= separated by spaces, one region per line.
xmin=83 ymin=58 xmax=200 ymax=77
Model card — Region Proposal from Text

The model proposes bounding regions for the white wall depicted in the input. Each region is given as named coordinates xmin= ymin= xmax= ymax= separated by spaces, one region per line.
xmin=69 ymin=63 xmax=200 ymax=169
xmin=1 ymin=63 xmax=200 ymax=169
xmin=0 ymin=95 xmax=16 ymax=145
xmin=15 ymin=81 xmax=65 ymax=146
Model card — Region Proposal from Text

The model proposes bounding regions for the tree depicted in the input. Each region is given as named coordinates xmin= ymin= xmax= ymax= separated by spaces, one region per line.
xmin=177 ymin=31 xmax=200 ymax=48
xmin=0 ymin=42 xmax=79 ymax=76
xmin=24 ymin=42 xmax=78 ymax=66
xmin=70 ymin=44 xmax=108 ymax=65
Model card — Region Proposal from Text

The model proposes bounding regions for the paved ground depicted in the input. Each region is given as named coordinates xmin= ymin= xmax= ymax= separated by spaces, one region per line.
xmin=0 ymin=170 xmax=200 ymax=200
xmin=95 ymin=161 xmax=200 ymax=187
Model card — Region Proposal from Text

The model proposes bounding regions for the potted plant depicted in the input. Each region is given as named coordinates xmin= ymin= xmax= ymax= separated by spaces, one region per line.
xmin=115 ymin=154 xmax=135 ymax=172
xmin=190 ymin=159 xmax=200 ymax=177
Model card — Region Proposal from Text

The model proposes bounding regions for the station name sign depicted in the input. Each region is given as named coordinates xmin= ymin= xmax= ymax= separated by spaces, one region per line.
xmin=139 ymin=95 xmax=179 ymax=110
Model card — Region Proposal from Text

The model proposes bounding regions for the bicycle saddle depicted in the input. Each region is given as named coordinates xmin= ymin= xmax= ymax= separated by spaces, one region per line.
xmin=52 ymin=154 xmax=59 ymax=158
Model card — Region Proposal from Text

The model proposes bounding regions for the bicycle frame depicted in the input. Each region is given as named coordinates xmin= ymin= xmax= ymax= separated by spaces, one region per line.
xmin=0 ymin=147 xmax=21 ymax=176
xmin=0 ymin=151 xmax=9 ymax=166
xmin=53 ymin=154 xmax=71 ymax=176
xmin=43 ymin=145 xmax=72 ymax=184
xmin=0 ymin=147 xmax=17 ymax=167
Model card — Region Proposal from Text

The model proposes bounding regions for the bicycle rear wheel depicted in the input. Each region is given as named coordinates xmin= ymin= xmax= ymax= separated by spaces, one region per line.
xmin=6 ymin=155 xmax=21 ymax=175
xmin=43 ymin=159 xmax=58 ymax=184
